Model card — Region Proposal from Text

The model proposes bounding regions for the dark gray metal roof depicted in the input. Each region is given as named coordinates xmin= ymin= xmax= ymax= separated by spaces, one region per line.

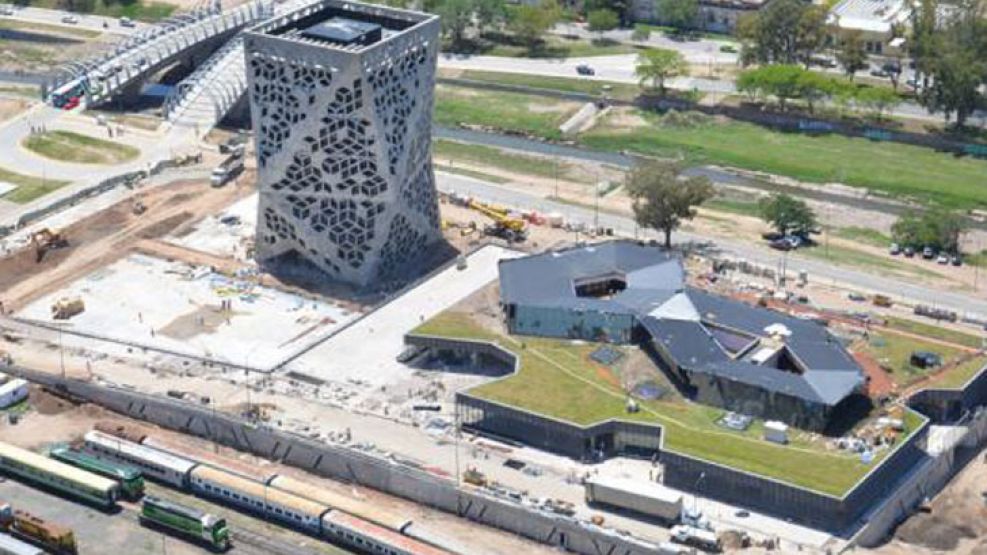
xmin=499 ymin=241 xmax=864 ymax=406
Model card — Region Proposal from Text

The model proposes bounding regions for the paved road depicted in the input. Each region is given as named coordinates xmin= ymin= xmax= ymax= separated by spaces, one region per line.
xmin=0 ymin=5 xmax=147 ymax=36
xmin=438 ymin=52 xmax=954 ymax=123
xmin=434 ymin=170 xmax=987 ymax=317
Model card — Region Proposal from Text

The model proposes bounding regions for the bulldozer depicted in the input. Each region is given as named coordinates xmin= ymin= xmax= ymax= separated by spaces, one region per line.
xmin=30 ymin=228 xmax=68 ymax=263
xmin=467 ymin=200 xmax=527 ymax=243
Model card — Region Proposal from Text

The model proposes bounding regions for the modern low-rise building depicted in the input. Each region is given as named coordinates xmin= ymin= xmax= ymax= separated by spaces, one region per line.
xmin=827 ymin=0 xmax=910 ymax=56
xmin=630 ymin=0 xmax=768 ymax=33
xmin=499 ymin=241 xmax=866 ymax=430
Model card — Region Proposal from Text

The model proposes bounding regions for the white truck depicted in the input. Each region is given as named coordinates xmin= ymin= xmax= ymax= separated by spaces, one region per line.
xmin=584 ymin=475 xmax=683 ymax=524
xmin=670 ymin=525 xmax=721 ymax=552
xmin=210 ymin=154 xmax=244 ymax=187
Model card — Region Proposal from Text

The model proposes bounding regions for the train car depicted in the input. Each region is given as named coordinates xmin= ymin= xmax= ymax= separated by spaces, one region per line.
xmin=321 ymin=511 xmax=452 ymax=555
xmin=0 ymin=504 xmax=76 ymax=555
xmin=189 ymin=466 xmax=328 ymax=535
xmin=140 ymin=496 xmax=230 ymax=552
xmin=141 ymin=436 xmax=277 ymax=484
xmin=83 ymin=431 xmax=197 ymax=488
xmin=267 ymin=475 xmax=412 ymax=533
xmin=0 ymin=532 xmax=46 ymax=555
xmin=0 ymin=442 xmax=117 ymax=509
xmin=49 ymin=445 xmax=145 ymax=500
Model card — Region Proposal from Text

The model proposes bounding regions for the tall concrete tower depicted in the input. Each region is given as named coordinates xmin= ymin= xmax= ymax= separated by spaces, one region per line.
xmin=244 ymin=1 xmax=441 ymax=287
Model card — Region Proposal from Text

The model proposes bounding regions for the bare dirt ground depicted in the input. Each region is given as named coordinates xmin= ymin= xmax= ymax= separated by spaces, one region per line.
xmin=0 ymin=175 xmax=253 ymax=311
xmin=0 ymin=97 xmax=30 ymax=123
xmin=874 ymin=449 xmax=987 ymax=555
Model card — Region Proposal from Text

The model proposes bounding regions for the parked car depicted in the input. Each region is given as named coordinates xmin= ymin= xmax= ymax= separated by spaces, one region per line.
xmin=809 ymin=56 xmax=837 ymax=68
xmin=870 ymin=67 xmax=890 ymax=78
xmin=903 ymin=246 xmax=916 ymax=257
xmin=119 ymin=16 xmax=135 ymax=27
xmin=889 ymin=243 xmax=901 ymax=255
xmin=951 ymin=255 xmax=963 ymax=266
xmin=719 ymin=44 xmax=737 ymax=53
xmin=922 ymin=246 xmax=936 ymax=259
xmin=848 ymin=292 xmax=866 ymax=302
xmin=576 ymin=64 xmax=595 ymax=76
xmin=0 ymin=4 xmax=15 ymax=15
xmin=937 ymin=253 xmax=949 ymax=264
xmin=61 ymin=14 xmax=79 ymax=24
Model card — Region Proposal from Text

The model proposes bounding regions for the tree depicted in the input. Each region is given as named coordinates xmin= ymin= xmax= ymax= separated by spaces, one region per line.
xmin=892 ymin=210 xmax=968 ymax=252
xmin=508 ymin=0 xmax=561 ymax=46
xmin=474 ymin=0 xmax=507 ymax=34
xmin=631 ymin=25 xmax=652 ymax=42
xmin=587 ymin=9 xmax=619 ymax=35
xmin=735 ymin=64 xmax=808 ymax=110
xmin=634 ymin=48 xmax=688 ymax=94
xmin=584 ymin=0 xmax=632 ymax=25
xmin=736 ymin=0 xmax=827 ymax=66
xmin=855 ymin=86 xmax=900 ymax=120
xmin=759 ymin=193 xmax=817 ymax=237
xmin=434 ymin=0 xmax=476 ymax=47
xmin=626 ymin=161 xmax=714 ymax=248
xmin=657 ymin=0 xmax=698 ymax=31
xmin=835 ymin=31 xmax=868 ymax=81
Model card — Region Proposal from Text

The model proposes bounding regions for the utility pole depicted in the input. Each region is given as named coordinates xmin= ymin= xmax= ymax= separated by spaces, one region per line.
xmin=58 ymin=327 xmax=65 ymax=380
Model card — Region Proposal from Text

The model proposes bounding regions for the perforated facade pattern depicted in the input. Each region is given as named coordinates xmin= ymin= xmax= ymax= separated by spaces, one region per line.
xmin=244 ymin=3 xmax=441 ymax=287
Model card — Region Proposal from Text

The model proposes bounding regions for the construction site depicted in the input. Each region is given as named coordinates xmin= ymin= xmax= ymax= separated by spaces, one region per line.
xmin=0 ymin=126 xmax=985 ymax=554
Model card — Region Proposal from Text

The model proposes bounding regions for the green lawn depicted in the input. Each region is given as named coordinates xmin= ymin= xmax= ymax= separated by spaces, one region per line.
xmin=433 ymin=164 xmax=510 ymax=184
xmin=454 ymin=70 xmax=641 ymax=102
xmin=415 ymin=311 xmax=924 ymax=496
xmin=861 ymin=330 xmax=987 ymax=388
xmin=703 ymin=197 xmax=761 ymax=218
xmin=883 ymin=317 xmax=985 ymax=350
xmin=23 ymin=131 xmax=140 ymax=165
xmin=0 ymin=85 xmax=41 ymax=99
xmin=798 ymin=243 xmax=940 ymax=279
xmin=435 ymin=85 xmax=578 ymax=140
xmin=0 ymin=167 xmax=71 ymax=204
xmin=582 ymin=111 xmax=987 ymax=209
xmin=0 ymin=19 xmax=101 ymax=39
xmin=478 ymin=35 xmax=645 ymax=59
xmin=834 ymin=226 xmax=892 ymax=248
xmin=19 ymin=0 xmax=175 ymax=21
xmin=434 ymin=139 xmax=596 ymax=183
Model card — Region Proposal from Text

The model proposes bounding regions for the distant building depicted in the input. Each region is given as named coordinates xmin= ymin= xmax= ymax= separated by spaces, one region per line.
xmin=630 ymin=0 xmax=768 ymax=33
xmin=827 ymin=0 xmax=911 ymax=56
xmin=499 ymin=241 xmax=866 ymax=430
xmin=245 ymin=1 xmax=442 ymax=287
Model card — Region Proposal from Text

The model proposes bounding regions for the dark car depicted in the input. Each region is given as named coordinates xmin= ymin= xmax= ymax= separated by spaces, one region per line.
xmin=951 ymin=255 xmax=963 ymax=266
xmin=922 ymin=246 xmax=936 ymax=259
xmin=903 ymin=246 xmax=916 ymax=257
xmin=576 ymin=64 xmax=595 ymax=76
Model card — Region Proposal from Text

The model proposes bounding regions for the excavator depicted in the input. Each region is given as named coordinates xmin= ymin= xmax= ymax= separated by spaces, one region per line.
xmin=467 ymin=199 xmax=527 ymax=243
xmin=30 ymin=228 xmax=68 ymax=263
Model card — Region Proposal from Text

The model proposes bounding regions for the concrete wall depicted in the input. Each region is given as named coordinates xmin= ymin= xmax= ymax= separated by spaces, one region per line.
xmin=908 ymin=365 xmax=987 ymax=423
xmin=4 ymin=365 xmax=670 ymax=555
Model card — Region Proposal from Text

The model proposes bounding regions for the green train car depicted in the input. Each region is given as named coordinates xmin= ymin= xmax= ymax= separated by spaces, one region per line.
xmin=49 ymin=446 xmax=145 ymax=500
xmin=140 ymin=496 xmax=229 ymax=552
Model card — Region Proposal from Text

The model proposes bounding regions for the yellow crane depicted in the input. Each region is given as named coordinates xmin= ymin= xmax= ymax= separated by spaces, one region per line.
xmin=467 ymin=199 xmax=527 ymax=243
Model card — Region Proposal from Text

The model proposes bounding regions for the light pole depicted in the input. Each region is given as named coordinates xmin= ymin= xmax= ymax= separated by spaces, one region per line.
xmin=693 ymin=471 xmax=706 ymax=518
xmin=58 ymin=326 xmax=65 ymax=380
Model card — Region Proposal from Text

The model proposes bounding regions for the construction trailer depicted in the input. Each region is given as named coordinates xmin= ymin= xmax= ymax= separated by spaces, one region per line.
xmin=51 ymin=298 xmax=84 ymax=320
xmin=584 ymin=475 xmax=683 ymax=524
xmin=0 ymin=380 xmax=27 ymax=410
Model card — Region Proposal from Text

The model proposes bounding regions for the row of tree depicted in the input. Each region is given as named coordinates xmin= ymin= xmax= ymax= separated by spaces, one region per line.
xmin=737 ymin=0 xmax=987 ymax=127
xmin=891 ymin=210 xmax=967 ymax=254
xmin=737 ymin=65 xmax=901 ymax=119
xmin=421 ymin=0 xmax=563 ymax=48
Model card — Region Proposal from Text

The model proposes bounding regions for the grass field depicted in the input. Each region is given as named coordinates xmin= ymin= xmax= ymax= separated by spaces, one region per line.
xmin=0 ymin=85 xmax=41 ymax=99
xmin=0 ymin=167 xmax=71 ymax=204
xmin=0 ymin=19 xmax=101 ymax=39
xmin=23 ymin=130 xmax=140 ymax=165
xmin=435 ymin=85 xmax=578 ymax=140
xmin=434 ymin=164 xmax=510 ymax=184
xmin=415 ymin=311 xmax=925 ymax=496
xmin=834 ymin=227 xmax=892 ymax=248
xmin=702 ymin=197 xmax=761 ymax=218
xmin=798 ymin=243 xmax=940 ymax=279
xmin=583 ymin=111 xmax=987 ymax=209
xmin=479 ymin=35 xmax=644 ymax=59
xmin=883 ymin=317 xmax=984 ymax=350
xmin=453 ymin=70 xmax=641 ymax=102
xmin=860 ymin=329 xmax=987 ymax=389
xmin=19 ymin=0 xmax=175 ymax=21
xmin=433 ymin=139 xmax=596 ymax=183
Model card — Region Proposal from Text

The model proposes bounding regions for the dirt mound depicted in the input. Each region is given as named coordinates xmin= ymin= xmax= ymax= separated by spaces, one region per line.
xmin=896 ymin=512 xmax=978 ymax=551
xmin=30 ymin=386 xmax=80 ymax=415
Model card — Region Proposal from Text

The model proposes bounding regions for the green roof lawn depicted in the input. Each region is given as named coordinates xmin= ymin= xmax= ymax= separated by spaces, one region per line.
xmin=414 ymin=311 xmax=926 ymax=497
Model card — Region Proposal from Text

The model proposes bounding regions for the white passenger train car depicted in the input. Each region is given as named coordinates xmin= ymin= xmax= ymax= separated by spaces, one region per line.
xmin=83 ymin=431 xmax=197 ymax=488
